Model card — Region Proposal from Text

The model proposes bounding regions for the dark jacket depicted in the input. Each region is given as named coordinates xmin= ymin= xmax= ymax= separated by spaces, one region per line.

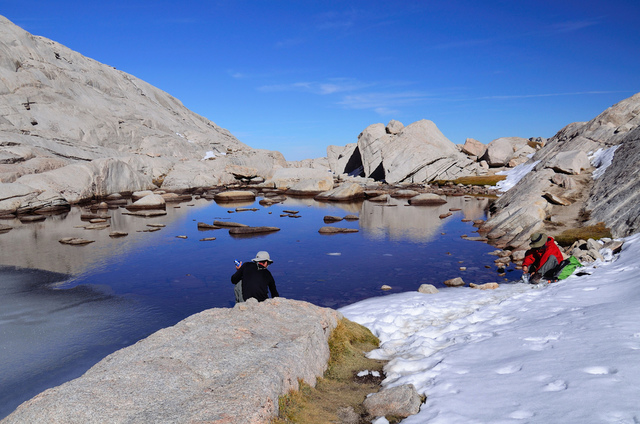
xmin=231 ymin=261 xmax=278 ymax=302
xmin=522 ymin=236 xmax=564 ymax=273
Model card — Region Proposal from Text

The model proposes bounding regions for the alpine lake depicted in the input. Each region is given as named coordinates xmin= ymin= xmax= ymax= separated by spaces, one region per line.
xmin=0 ymin=190 xmax=517 ymax=418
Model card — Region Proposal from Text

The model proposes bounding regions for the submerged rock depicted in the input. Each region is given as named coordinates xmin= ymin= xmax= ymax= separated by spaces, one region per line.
xmin=323 ymin=216 xmax=343 ymax=223
xmin=228 ymin=226 xmax=280 ymax=235
xmin=318 ymin=226 xmax=359 ymax=234
xmin=197 ymin=222 xmax=221 ymax=230
xmin=59 ymin=237 xmax=94 ymax=245
xmin=213 ymin=220 xmax=248 ymax=228
xmin=408 ymin=193 xmax=447 ymax=206
xmin=214 ymin=190 xmax=256 ymax=202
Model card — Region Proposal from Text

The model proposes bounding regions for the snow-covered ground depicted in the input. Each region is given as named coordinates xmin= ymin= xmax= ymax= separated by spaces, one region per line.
xmin=340 ymin=233 xmax=640 ymax=423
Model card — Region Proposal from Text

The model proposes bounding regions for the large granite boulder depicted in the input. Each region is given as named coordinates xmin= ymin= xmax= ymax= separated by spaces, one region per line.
xmin=481 ymin=137 xmax=529 ymax=167
xmin=4 ymin=298 xmax=342 ymax=424
xmin=461 ymin=138 xmax=486 ymax=157
xmin=330 ymin=120 xmax=479 ymax=183
xmin=315 ymin=183 xmax=365 ymax=201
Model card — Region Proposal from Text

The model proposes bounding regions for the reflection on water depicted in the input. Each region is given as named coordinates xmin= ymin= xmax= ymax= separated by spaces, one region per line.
xmin=360 ymin=196 xmax=489 ymax=241
xmin=0 ymin=193 xmax=507 ymax=419
xmin=0 ymin=200 xmax=213 ymax=275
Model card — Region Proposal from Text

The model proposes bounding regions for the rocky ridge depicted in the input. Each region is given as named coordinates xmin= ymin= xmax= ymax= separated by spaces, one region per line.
xmin=479 ymin=92 xmax=640 ymax=249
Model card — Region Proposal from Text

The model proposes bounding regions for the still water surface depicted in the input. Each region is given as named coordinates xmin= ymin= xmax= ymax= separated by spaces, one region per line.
xmin=0 ymin=194 xmax=512 ymax=418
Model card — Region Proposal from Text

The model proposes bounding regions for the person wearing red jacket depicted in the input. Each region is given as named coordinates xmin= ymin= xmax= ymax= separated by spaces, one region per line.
xmin=522 ymin=232 xmax=564 ymax=283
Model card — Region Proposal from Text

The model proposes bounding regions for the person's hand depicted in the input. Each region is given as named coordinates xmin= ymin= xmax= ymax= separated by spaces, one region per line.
xmin=235 ymin=261 xmax=242 ymax=270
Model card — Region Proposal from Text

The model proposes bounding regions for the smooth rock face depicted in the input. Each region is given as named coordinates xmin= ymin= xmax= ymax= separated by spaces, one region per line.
xmin=357 ymin=123 xmax=390 ymax=179
xmin=0 ymin=16 xmax=289 ymax=209
xmin=5 ymin=298 xmax=342 ymax=424
xmin=586 ymin=125 xmax=640 ymax=237
xmin=545 ymin=150 xmax=590 ymax=175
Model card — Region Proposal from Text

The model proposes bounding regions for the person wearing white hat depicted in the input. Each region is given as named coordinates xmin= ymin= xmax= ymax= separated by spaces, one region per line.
xmin=231 ymin=251 xmax=279 ymax=302
xmin=522 ymin=232 xmax=564 ymax=283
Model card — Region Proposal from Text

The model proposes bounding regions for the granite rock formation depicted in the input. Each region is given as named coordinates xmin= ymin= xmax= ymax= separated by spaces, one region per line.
xmin=0 ymin=15 xmax=287 ymax=213
xmin=328 ymin=119 xmax=480 ymax=184
xmin=4 ymin=298 xmax=342 ymax=424
xmin=481 ymin=92 xmax=640 ymax=248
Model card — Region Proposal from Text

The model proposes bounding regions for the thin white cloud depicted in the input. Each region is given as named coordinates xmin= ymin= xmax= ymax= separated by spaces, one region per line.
xmin=258 ymin=78 xmax=371 ymax=95
xmin=431 ymin=17 xmax=601 ymax=51
xmin=477 ymin=90 xmax=633 ymax=100
xmin=551 ymin=19 xmax=599 ymax=33
xmin=338 ymin=91 xmax=429 ymax=111
xmin=315 ymin=10 xmax=357 ymax=31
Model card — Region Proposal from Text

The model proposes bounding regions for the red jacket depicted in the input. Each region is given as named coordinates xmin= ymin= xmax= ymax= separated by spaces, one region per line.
xmin=522 ymin=237 xmax=564 ymax=272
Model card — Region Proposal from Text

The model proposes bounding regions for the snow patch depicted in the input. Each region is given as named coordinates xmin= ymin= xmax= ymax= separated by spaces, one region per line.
xmin=496 ymin=160 xmax=540 ymax=192
xmin=339 ymin=233 xmax=640 ymax=422
xmin=589 ymin=146 xmax=620 ymax=179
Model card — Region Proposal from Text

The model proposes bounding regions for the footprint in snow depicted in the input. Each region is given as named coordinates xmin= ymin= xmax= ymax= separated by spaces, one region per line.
xmin=495 ymin=364 xmax=522 ymax=374
xmin=509 ymin=410 xmax=535 ymax=419
xmin=542 ymin=379 xmax=567 ymax=391
xmin=583 ymin=366 xmax=617 ymax=375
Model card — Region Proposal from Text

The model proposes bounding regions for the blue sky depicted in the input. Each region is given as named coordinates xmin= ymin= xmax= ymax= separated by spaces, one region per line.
xmin=2 ymin=1 xmax=639 ymax=160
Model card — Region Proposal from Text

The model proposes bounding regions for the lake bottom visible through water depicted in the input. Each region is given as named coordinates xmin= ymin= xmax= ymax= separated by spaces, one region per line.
xmin=0 ymin=194 xmax=517 ymax=418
